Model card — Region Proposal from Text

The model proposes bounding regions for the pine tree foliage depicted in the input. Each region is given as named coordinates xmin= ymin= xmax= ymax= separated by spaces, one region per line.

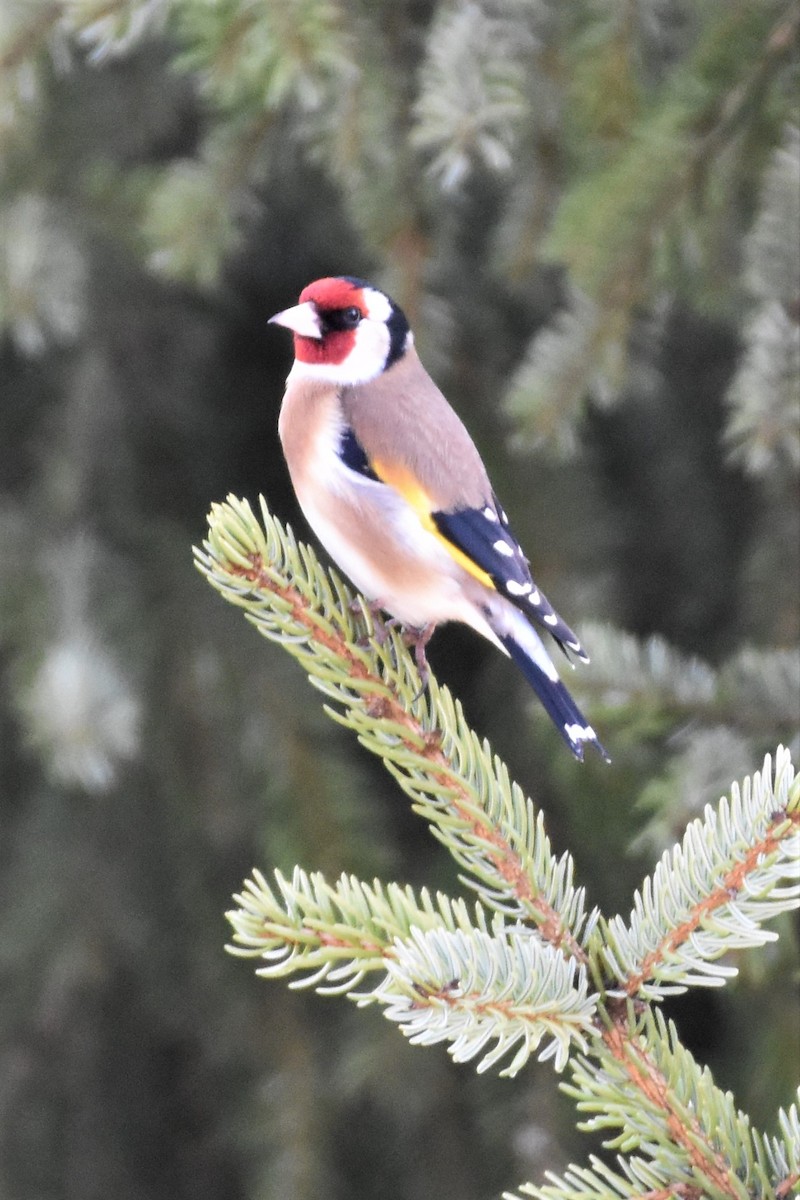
xmin=198 ymin=495 xmax=799 ymax=1196
xmin=411 ymin=2 xmax=534 ymax=191
xmin=580 ymin=623 xmax=800 ymax=742
xmin=2 ymin=1 xmax=798 ymax=1194
xmin=598 ymin=747 xmax=799 ymax=998
xmin=3 ymin=0 xmax=795 ymax=452
xmin=726 ymin=125 xmax=800 ymax=480
xmin=195 ymin=496 xmax=592 ymax=950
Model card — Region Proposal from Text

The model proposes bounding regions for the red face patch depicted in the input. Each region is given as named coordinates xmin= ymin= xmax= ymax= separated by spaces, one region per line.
xmin=294 ymin=277 xmax=366 ymax=365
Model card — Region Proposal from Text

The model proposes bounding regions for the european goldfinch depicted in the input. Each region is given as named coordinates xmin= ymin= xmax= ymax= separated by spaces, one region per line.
xmin=270 ymin=276 xmax=608 ymax=761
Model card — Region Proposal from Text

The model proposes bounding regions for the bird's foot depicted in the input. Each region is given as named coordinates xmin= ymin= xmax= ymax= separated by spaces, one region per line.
xmin=350 ymin=599 xmax=434 ymax=694
xmin=401 ymin=622 xmax=436 ymax=693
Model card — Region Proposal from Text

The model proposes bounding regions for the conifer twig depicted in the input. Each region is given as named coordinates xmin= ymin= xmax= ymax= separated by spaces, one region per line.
xmin=194 ymin=495 xmax=591 ymax=958
xmin=197 ymin=496 xmax=798 ymax=1193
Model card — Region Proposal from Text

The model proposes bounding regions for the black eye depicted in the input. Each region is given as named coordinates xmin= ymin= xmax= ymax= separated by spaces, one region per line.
xmin=321 ymin=305 xmax=363 ymax=333
xmin=340 ymin=306 xmax=361 ymax=328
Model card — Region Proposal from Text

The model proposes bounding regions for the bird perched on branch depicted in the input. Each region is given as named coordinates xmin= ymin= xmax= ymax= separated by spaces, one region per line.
xmin=270 ymin=275 xmax=608 ymax=761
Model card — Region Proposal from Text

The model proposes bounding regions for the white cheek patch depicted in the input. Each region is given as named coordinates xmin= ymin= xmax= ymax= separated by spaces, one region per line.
xmin=347 ymin=319 xmax=391 ymax=382
xmin=362 ymin=287 xmax=393 ymax=323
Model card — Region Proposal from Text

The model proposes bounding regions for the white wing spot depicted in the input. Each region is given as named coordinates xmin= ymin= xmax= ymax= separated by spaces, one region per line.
xmin=528 ymin=589 xmax=541 ymax=606
xmin=544 ymin=612 xmax=559 ymax=626
xmin=506 ymin=580 xmax=532 ymax=596
xmin=483 ymin=506 xmax=498 ymax=522
xmin=493 ymin=540 xmax=514 ymax=557
xmin=499 ymin=509 xmax=509 ymax=525
xmin=568 ymin=639 xmax=587 ymax=659
xmin=565 ymin=723 xmax=596 ymax=744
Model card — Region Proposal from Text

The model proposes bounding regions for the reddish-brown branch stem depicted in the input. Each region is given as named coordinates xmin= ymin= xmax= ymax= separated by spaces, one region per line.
xmin=603 ymin=1006 xmax=739 ymax=1198
xmin=635 ymin=1186 xmax=700 ymax=1200
xmin=776 ymin=1172 xmax=800 ymax=1198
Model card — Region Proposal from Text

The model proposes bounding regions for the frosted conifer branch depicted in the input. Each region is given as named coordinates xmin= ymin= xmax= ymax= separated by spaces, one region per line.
xmin=374 ymin=925 xmax=596 ymax=1077
xmin=599 ymin=748 xmax=800 ymax=998
xmin=555 ymin=1008 xmax=799 ymax=1199
xmin=227 ymin=867 xmax=494 ymax=994
xmin=411 ymin=3 xmax=531 ymax=189
xmin=195 ymin=495 xmax=590 ymax=955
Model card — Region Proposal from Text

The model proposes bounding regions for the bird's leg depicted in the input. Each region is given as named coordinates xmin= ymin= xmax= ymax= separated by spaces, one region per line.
xmin=351 ymin=598 xmax=434 ymax=690
xmin=402 ymin=622 xmax=436 ymax=690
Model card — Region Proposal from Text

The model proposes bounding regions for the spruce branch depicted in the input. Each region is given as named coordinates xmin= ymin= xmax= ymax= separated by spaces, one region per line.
xmin=577 ymin=623 xmax=800 ymax=738
xmin=578 ymin=622 xmax=718 ymax=712
xmin=565 ymin=1006 xmax=797 ymax=1200
xmin=0 ymin=2 xmax=62 ymax=73
xmin=375 ymin=925 xmax=596 ymax=1078
xmin=509 ymin=1154 xmax=707 ymax=1200
xmin=198 ymin=498 xmax=798 ymax=1183
xmin=194 ymin=495 xmax=591 ymax=956
xmin=597 ymin=748 xmax=800 ymax=999
xmin=726 ymin=125 xmax=800 ymax=479
xmin=174 ymin=0 xmax=352 ymax=116
xmin=769 ymin=1097 xmax=800 ymax=1195
xmin=226 ymin=867 xmax=497 ymax=994
xmin=70 ymin=0 xmax=169 ymax=61
xmin=0 ymin=0 xmax=169 ymax=68
xmin=0 ymin=193 xmax=87 ymax=355
xmin=507 ymin=4 xmax=800 ymax=456
xmin=511 ymin=1091 xmax=800 ymax=1200
xmin=228 ymin=866 xmax=597 ymax=1077
xmin=546 ymin=4 xmax=799 ymax=301
xmin=503 ymin=289 xmax=632 ymax=455
xmin=410 ymin=2 xmax=532 ymax=190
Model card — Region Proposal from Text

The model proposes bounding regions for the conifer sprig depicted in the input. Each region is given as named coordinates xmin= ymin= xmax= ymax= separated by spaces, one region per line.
xmin=598 ymin=748 xmax=800 ymax=998
xmin=226 ymin=867 xmax=598 ymax=1078
xmin=565 ymin=1007 xmax=796 ymax=1200
xmin=194 ymin=495 xmax=590 ymax=956
xmin=227 ymin=867 xmax=498 ymax=993
xmin=511 ymin=1014 xmax=799 ymax=1198
xmin=375 ymin=925 xmax=596 ymax=1077
xmin=197 ymin=496 xmax=798 ymax=1192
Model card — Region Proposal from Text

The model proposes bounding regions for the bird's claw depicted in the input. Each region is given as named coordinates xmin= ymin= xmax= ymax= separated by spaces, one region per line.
xmin=351 ymin=597 xmax=434 ymax=697
xmin=402 ymin=622 xmax=435 ymax=697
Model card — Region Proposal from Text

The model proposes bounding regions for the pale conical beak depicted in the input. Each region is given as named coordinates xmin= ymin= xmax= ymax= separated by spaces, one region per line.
xmin=268 ymin=301 xmax=323 ymax=339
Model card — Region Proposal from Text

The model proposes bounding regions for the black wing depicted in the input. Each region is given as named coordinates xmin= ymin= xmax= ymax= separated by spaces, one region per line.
xmin=432 ymin=497 xmax=589 ymax=662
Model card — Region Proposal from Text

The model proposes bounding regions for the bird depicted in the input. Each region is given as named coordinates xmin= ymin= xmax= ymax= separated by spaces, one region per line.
xmin=269 ymin=275 xmax=608 ymax=761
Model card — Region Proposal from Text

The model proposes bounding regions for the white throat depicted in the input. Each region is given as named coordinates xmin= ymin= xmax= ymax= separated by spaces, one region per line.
xmin=288 ymin=326 xmax=412 ymax=387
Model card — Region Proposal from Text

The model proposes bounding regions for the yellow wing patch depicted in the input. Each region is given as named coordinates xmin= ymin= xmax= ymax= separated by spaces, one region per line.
xmin=371 ymin=457 xmax=495 ymax=591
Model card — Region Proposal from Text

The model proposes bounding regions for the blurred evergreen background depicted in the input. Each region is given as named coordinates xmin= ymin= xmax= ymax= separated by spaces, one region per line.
xmin=0 ymin=2 xmax=798 ymax=1198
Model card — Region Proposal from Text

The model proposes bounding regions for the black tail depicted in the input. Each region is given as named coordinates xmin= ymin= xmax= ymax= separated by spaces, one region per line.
xmin=498 ymin=632 xmax=609 ymax=762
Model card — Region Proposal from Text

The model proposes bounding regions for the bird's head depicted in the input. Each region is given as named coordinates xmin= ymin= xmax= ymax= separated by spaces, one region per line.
xmin=269 ymin=276 xmax=412 ymax=385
